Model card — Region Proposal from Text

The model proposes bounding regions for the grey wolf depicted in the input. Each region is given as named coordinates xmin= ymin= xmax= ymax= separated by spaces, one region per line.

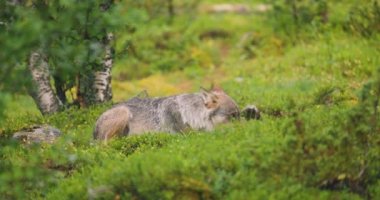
xmin=93 ymin=87 xmax=259 ymax=141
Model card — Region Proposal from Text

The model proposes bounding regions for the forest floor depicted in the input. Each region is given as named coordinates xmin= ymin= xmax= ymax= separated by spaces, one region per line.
xmin=1 ymin=0 xmax=380 ymax=199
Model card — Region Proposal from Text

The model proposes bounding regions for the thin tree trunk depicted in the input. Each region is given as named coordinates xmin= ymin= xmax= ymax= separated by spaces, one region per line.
xmin=93 ymin=33 xmax=113 ymax=103
xmin=10 ymin=0 xmax=61 ymax=115
xmin=94 ymin=0 xmax=114 ymax=103
xmin=53 ymin=74 xmax=67 ymax=105
xmin=319 ymin=1 xmax=329 ymax=24
xmin=76 ymin=70 xmax=95 ymax=107
xmin=28 ymin=51 xmax=62 ymax=115
xmin=77 ymin=1 xmax=114 ymax=107
xmin=76 ymin=33 xmax=114 ymax=107
xmin=290 ymin=1 xmax=298 ymax=26
xmin=167 ymin=0 xmax=174 ymax=23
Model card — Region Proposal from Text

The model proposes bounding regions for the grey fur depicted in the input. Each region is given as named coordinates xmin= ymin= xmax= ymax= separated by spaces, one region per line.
xmin=93 ymin=89 xmax=242 ymax=141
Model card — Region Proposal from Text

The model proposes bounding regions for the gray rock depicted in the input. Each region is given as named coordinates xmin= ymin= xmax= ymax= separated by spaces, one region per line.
xmin=12 ymin=125 xmax=62 ymax=144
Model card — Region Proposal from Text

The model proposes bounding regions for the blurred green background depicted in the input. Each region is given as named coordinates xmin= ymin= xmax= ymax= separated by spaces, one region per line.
xmin=0 ymin=0 xmax=380 ymax=199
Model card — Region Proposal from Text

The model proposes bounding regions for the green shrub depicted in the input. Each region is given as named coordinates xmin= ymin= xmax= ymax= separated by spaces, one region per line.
xmin=109 ymin=133 xmax=177 ymax=156
xmin=1 ymin=0 xmax=380 ymax=199
xmin=345 ymin=0 xmax=380 ymax=37
xmin=264 ymin=0 xmax=329 ymax=43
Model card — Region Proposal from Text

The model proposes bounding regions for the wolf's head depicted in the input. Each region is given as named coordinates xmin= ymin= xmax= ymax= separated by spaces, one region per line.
xmin=201 ymin=87 xmax=240 ymax=125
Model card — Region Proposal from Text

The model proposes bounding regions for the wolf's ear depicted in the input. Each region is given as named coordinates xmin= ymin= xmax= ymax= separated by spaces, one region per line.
xmin=210 ymin=85 xmax=224 ymax=94
xmin=200 ymin=87 xmax=210 ymax=100
xmin=200 ymin=86 xmax=209 ymax=93
xmin=200 ymin=87 xmax=219 ymax=109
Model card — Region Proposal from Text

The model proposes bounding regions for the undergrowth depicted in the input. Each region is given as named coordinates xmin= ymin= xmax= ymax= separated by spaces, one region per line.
xmin=1 ymin=0 xmax=380 ymax=199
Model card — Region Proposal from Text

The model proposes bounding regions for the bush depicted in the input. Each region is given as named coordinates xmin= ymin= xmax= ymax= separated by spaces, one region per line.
xmin=264 ymin=0 xmax=329 ymax=43
xmin=0 ymin=105 xmax=108 ymax=199
xmin=1 ymin=0 xmax=379 ymax=199
xmin=345 ymin=0 xmax=380 ymax=37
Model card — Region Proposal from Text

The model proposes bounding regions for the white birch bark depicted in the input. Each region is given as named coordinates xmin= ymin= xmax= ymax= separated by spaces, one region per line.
xmin=93 ymin=33 xmax=113 ymax=103
xmin=28 ymin=51 xmax=62 ymax=115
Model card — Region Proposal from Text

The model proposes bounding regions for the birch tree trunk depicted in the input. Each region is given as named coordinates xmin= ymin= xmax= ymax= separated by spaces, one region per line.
xmin=92 ymin=1 xmax=114 ymax=103
xmin=77 ymin=33 xmax=114 ymax=107
xmin=28 ymin=51 xmax=62 ymax=115
xmin=77 ymin=1 xmax=114 ymax=106
xmin=93 ymin=32 xmax=114 ymax=103
xmin=10 ymin=0 xmax=62 ymax=115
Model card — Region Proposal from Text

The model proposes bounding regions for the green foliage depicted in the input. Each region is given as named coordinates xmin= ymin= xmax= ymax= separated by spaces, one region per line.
xmin=0 ymin=104 xmax=110 ymax=199
xmin=122 ymin=0 xmax=199 ymax=21
xmin=0 ymin=0 xmax=204 ymax=107
xmin=1 ymin=0 xmax=380 ymax=199
xmin=264 ymin=0 xmax=329 ymax=43
xmin=263 ymin=0 xmax=380 ymax=44
xmin=0 ymin=0 xmax=126 ymax=107
xmin=109 ymin=133 xmax=176 ymax=156
xmin=114 ymin=0 xmax=237 ymax=80
xmin=345 ymin=0 xmax=380 ymax=37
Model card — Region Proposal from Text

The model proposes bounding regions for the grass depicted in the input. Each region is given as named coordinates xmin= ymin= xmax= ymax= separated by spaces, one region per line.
xmin=1 ymin=0 xmax=380 ymax=199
